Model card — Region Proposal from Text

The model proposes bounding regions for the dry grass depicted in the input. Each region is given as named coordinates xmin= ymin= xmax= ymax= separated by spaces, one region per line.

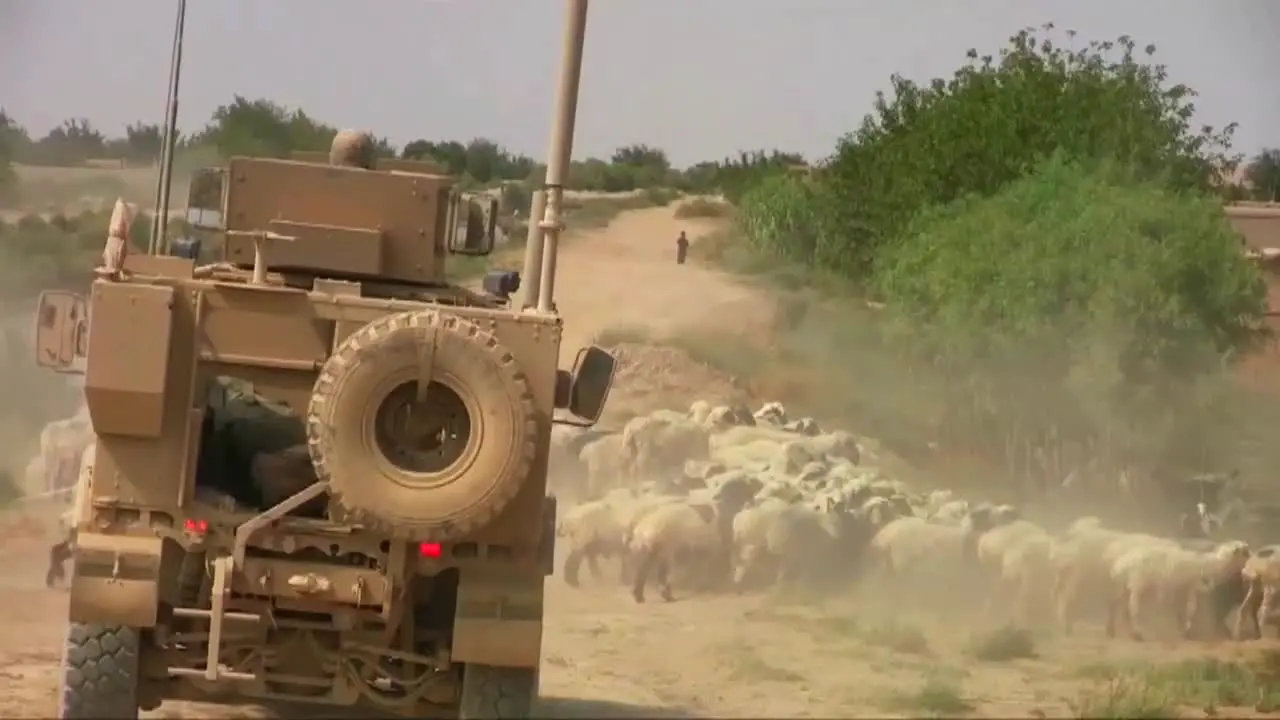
xmin=878 ymin=674 xmax=976 ymax=717
xmin=966 ymin=625 xmax=1039 ymax=662
xmin=1070 ymin=653 xmax=1280 ymax=717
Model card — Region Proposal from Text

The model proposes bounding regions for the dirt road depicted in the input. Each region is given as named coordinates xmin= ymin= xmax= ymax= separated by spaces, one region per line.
xmin=549 ymin=203 xmax=773 ymax=354
xmin=0 ymin=201 xmax=1268 ymax=718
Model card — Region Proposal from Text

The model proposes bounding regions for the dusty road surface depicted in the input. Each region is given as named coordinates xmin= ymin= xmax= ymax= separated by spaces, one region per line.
xmin=2 ymin=200 xmax=1278 ymax=718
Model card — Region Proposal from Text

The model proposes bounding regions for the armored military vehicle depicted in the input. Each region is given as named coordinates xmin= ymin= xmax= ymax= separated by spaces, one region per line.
xmin=33 ymin=4 xmax=605 ymax=717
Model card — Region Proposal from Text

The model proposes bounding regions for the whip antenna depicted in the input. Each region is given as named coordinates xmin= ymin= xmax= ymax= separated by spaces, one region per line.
xmin=148 ymin=0 xmax=188 ymax=255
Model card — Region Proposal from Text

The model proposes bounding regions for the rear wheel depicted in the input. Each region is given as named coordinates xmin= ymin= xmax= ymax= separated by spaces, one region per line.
xmin=458 ymin=664 xmax=537 ymax=719
xmin=60 ymin=623 xmax=141 ymax=719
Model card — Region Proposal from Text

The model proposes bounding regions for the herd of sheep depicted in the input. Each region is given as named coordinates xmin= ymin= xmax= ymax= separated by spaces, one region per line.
xmin=551 ymin=400 xmax=1280 ymax=643
xmin=26 ymin=396 xmax=1280 ymax=644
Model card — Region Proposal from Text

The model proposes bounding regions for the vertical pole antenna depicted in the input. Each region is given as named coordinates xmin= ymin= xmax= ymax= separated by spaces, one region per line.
xmin=149 ymin=0 xmax=187 ymax=255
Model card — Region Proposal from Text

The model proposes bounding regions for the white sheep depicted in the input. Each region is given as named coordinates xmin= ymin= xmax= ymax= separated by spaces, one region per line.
xmin=620 ymin=411 xmax=711 ymax=481
xmin=627 ymin=502 xmax=718 ymax=602
xmin=1050 ymin=522 xmax=1175 ymax=634
xmin=688 ymin=400 xmax=712 ymax=425
xmin=731 ymin=501 xmax=867 ymax=590
xmin=33 ymin=416 xmax=92 ymax=494
xmin=925 ymin=489 xmax=956 ymax=514
xmin=578 ymin=432 xmax=626 ymax=497
xmin=803 ymin=429 xmax=861 ymax=465
xmin=976 ymin=519 xmax=1053 ymax=625
xmin=859 ymin=496 xmax=896 ymax=526
xmin=782 ymin=417 xmax=821 ymax=436
xmin=867 ymin=515 xmax=979 ymax=589
xmin=1235 ymin=546 xmax=1280 ymax=640
xmin=704 ymin=404 xmax=755 ymax=431
xmin=868 ymin=478 xmax=909 ymax=498
xmin=1108 ymin=540 xmax=1250 ymax=641
xmin=990 ymin=504 xmax=1021 ymax=525
xmin=628 ymin=492 xmax=752 ymax=603
xmin=753 ymin=401 xmax=788 ymax=426
xmin=930 ymin=499 xmax=971 ymax=525
xmin=548 ymin=426 xmax=608 ymax=499
xmin=755 ymin=480 xmax=805 ymax=504
xmin=704 ymin=470 xmax=763 ymax=502
xmin=557 ymin=490 xmax=681 ymax=587
xmin=1001 ymin=533 xmax=1055 ymax=627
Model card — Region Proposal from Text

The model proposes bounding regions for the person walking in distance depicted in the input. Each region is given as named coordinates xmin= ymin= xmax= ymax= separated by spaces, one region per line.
xmin=676 ymin=230 xmax=690 ymax=265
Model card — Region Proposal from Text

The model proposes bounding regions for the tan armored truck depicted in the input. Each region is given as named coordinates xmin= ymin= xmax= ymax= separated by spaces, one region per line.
xmin=32 ymin=127 xmax=614 ymax=719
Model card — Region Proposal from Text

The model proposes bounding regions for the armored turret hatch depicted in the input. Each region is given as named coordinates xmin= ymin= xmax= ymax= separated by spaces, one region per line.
xmin=183 ymin=131 xmax=498 ymax=286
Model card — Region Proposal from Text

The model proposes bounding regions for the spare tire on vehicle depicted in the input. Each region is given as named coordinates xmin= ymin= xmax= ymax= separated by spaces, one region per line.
xmin=307 ymin=309 xmax=538 ymax=541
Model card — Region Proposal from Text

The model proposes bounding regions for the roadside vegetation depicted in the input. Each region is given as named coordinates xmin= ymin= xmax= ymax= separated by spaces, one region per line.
xmin=689 ymin=25 xmax=1280 ymax=503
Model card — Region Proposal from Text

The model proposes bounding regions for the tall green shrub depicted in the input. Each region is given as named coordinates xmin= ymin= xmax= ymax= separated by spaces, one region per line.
xmin=871 ymin=155 xmax=1267 ymax=473
xmin=735 ymin=174 xmax=845 ymax=269
xmin=821 ymin=25 xmax=1238 ymax=279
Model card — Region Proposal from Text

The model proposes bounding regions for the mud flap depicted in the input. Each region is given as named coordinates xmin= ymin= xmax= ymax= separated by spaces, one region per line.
xmin=70 ymin=533 xmax=179 ymax=629
xmin=452 ymin=570 xmax=544 ymax=668
xmin=539 ymin=496 xmax=557 ymax=577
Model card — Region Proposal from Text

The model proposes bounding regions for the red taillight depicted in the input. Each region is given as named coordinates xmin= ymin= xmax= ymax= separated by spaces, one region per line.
xmin=184 ymin=518 xmax=208 ymax=534
xmin=419 ymin=542 xmax=442 ymax=558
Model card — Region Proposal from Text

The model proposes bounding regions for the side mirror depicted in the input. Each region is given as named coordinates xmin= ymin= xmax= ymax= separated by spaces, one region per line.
xmin=566 ymin=345 xmax=616 ymax=424
xmin=170 ymin=235 xmax=204 ymax=260
xmin=449 ymin=195 xmax=495 ymax=256
xmin=186 ymin=167 xmax=226 ymax=231
xmin=34 ymin=290 xmax=88 ymax=374
xmin=485 ymin=196 xmax=499 ymax=244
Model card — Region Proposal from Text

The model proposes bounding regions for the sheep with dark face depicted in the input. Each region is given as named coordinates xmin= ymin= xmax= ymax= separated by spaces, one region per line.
xmin=1108 ymin=540 xmax=1251 ymax=642
xmin=730 ymin=497 xmax=877 ymax=592
xmin=864 ymin=505 xmax=1004 ymax=609
xmin=620 ymin=411 xmax=712 ymax=482
xmin=1235 ymin=545 xmax=1280 ymax=640
xmin=556 ymin=489 xmax=680 ymax=587
xmin=628 ymin=482 xmax=756 ymax=603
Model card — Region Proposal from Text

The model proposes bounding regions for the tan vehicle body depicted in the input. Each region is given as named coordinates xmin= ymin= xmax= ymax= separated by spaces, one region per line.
xmin=35 ymin=148 xmax=612 ymax=717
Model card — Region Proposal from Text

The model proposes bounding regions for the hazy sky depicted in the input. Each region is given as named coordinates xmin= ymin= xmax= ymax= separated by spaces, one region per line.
xmin=1 ymin=1 xmax=1276 ymax=166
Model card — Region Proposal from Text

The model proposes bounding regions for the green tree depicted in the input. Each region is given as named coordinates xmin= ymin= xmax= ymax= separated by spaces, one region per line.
xmin=193 ymin=96 xmax=336 ymax=159
xmin=698 ymin=149 xmax=806 ymax=201
xmin=26 ymin=118 xmax=106 ymax=166
xmin=400 ymin=138 xmax=534 ymax=182
xmin=609 ymin=144 xmax=671 ymax=188
xmin=817 ymin=24 xmax=1238 ymax=278
xmin=0 ymin=110 xmax=18 ymax=196
xmin=403 ymin=139 xmax=468 ymax=172
xmin=611 ymin=144 xmax=669 ymax=172
xmin=1244 ymin=149 xmax=1280 ymax=201
xmin=735 ymin=173 xmax=836 ymax=266
xmin=124 ymin=122 xmax=165 ymax=163
xmin=871 ymin=155 xmax=1267 ymax=475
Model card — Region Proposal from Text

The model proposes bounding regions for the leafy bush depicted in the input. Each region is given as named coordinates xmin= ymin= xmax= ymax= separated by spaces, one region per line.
xmin=0 ymin=208 xmax=179 ymax=299
xmin=871 ymin=154 xmax=1266 ymax=474
xmin=674 ymin=197 xmax=733 ymax=219
xmin=735 ymin=174 xmax=843 ymax=269
xmin=821 ymin=25 xmax=1238 ymax=279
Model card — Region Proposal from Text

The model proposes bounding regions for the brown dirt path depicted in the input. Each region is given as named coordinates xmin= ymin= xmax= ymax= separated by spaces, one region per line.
xmin=551 ymin=201 xmax=773 ymax=355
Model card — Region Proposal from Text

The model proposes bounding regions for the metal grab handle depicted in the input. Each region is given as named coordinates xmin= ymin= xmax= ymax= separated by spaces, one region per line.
xmin=225 ymin=230 xmax=298 ymax=285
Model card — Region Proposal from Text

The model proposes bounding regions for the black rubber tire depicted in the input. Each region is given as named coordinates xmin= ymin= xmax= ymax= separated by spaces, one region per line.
xmin=458 ymin=664 xmax=537 ymax=719
xmin=59 ymin=623 xmax=141 ymax=719
xmin=308 ymin=309 xmax=538 ymax=541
